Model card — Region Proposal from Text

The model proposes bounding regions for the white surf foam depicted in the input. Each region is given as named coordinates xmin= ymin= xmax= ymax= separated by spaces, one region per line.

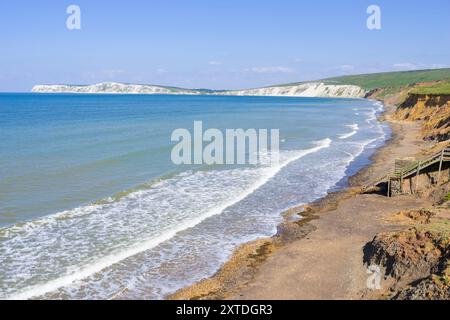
xmin=338 ymin=123 xmax=359 ymax=139
xmin=3 ymin=139 xmax=332 ymax=300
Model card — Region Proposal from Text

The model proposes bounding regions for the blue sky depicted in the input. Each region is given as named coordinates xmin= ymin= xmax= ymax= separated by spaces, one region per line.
xmin=1 ymin=0 xmax=449 ymax=91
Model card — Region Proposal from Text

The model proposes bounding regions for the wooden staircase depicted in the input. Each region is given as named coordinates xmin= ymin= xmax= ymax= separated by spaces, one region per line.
xmin=363 ymin=147 xmax=450 ymax=196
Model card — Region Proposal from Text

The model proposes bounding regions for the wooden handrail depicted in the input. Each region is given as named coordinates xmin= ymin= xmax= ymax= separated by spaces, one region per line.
xmin=394 ymin=147 xmax=450 ymax=179
xmin=362 ymin=147 xmax=449 ymax=195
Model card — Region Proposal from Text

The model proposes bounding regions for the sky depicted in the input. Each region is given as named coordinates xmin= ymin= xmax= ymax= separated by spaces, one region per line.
xmin=0 ymin=0 xmax=449 ymax=92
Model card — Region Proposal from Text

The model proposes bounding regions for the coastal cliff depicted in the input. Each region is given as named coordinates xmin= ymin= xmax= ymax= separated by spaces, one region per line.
xmin=31 ymin=82 xmax=204 ymax=95
xmin=31 ymin=82 xmax=367 ymax=98
xmin=394 ymin=94 xmax=450 ymax=142
xmin=31 ymin=68 xmax=450 ymax=100
xmin=364 ymin=207 xmax=450 ymax=300
xmin=219 ymin=83 xmax=366 ymax=98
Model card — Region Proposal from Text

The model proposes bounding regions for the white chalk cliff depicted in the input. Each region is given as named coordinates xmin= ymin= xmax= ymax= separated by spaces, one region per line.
xmin=31 ymin=82 xmax=202 ymax=95
xmin=219 ymin=82 xmax=366 ymax=98
xmin=32 ymin=82 xmax=367 ymax=98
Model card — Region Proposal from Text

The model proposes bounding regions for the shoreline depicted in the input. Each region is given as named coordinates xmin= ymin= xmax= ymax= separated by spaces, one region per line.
xmin=169 ymin=102 xmax=429 ymax=300
xmin=0 ymin=95 xmax=388 ymax=300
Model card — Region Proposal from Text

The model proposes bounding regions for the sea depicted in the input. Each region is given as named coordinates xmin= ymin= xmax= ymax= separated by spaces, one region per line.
xmin=0 ymin=93 xmax=388 ymax=299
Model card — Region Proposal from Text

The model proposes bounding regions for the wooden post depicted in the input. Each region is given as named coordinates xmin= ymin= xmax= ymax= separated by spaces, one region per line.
xmin=400 ymin=172 xmax=403 ymax=194
xmin=436 ymin=149 xmax=444 ymax=185
xmin=414 ymin=161 xmax=421 ymax=194
xmin=387 ymin=177 xmax=391 ymax=197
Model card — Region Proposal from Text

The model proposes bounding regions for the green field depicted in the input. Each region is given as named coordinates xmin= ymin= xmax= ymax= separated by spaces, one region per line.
xmin=273 ymin=68 xmax=450 ymax=94
xmin=323 ymin=68 xmax=450 ymax=91
xmin=411 ymin=82 xmax=450 ymax=95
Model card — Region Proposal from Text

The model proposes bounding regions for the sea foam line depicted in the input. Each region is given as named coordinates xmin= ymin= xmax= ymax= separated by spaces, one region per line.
xmin=6 ymin=138 xmax=332 ymax=300
xmin=338 ymin=124 xmax=359 ymax=140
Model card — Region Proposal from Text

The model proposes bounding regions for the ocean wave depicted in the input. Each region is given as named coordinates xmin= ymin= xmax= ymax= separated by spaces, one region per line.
xmin=1 ymin=139 xmax=332 ymax=300
xmin=338 ymin=123 xmax=359 ymax=139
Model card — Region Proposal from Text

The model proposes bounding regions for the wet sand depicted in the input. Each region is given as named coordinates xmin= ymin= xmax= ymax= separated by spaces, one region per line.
xmin=170 ymin=104 xmax=433 ymax=300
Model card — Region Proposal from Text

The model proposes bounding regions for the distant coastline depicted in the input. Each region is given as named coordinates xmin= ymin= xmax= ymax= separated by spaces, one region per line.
xmin=31 ymin=68 xmax=450 ymax=100
xmin=31 ymin=82 xmax=366 ymax=99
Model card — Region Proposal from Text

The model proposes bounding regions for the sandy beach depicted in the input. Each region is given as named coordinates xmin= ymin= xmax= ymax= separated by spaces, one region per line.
xmin=170 ymin=103 xmax=446 ymax=300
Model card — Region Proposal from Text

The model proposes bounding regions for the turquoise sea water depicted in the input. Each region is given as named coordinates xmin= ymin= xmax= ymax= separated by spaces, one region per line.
xmin=0 ymin=94 xmax=387 ymax=299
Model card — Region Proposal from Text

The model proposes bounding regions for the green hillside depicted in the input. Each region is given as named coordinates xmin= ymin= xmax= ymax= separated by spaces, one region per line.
xmin=322 ymin=68 xmax=450 ymax=91
xmin=411 ymin=82 xmax=450 ymax=95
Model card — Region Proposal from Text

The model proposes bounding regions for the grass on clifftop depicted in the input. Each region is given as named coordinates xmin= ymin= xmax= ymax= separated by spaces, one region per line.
xmin=411 ymin=82 xmax=450 ymax=95
xmin=323 ymin=68 xmax=450 ymax=91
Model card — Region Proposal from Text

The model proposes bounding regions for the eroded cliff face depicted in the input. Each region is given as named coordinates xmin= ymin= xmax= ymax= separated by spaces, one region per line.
xmin=364 ymin=207 xmax=450 ymax=300
xmin=394 ymin=94 xmax=450 ymax=141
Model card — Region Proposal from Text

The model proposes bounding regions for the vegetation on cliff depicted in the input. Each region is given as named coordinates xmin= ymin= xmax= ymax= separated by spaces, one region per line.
xmin=323 ymin=68 xmax=450 ymax=92
xmin=273 ymin=68 xmax=450 ymax=101
xmin=411 ymin=82 xmax=450 ymax=95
